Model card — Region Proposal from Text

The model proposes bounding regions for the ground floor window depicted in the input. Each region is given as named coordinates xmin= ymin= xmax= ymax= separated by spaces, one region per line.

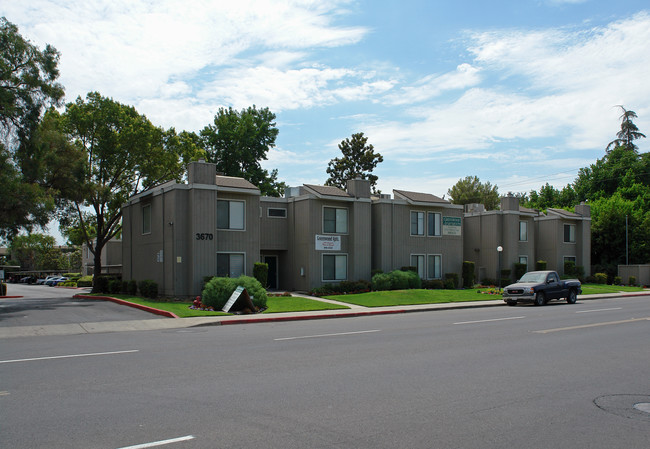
xmin=410 ymin=254 xmax=425 ymax=279
xmin=427 ymin=254 xmax=442 ymax=279
xmin=518 ymin=256 xmax=528 ymax=268
xmin=217 ymin=253 xmax=245 ymax=278
xmin=323 ymin=254 xmax=347 ymax=281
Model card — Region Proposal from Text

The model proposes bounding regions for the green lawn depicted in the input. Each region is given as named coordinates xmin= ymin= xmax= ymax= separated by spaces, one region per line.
xmin=88 ymin=293 xmax=348 ymax=317
xmin=263 ymin=296 xmax=349 ymax=313
xmin=580 ymin=284 xmax=645 ymax=295
xmin=323 ymin=289 xmax=501 ymax=307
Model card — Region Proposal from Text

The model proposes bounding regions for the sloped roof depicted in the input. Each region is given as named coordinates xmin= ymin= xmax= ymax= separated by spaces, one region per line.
xmin=547 ymin=207 xmax=580 ymax=218
xmin=519 ymin=206 xmax=539 ymax=215
xmin=393 ymin=189 xmax=448 ymax=204
xmin=215 ymin=175 xmax=258 ymax=190
xmin=303 ymin=184 xmax=352 ymax=198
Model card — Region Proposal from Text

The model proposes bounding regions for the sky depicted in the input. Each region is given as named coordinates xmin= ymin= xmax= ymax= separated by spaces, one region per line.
xmin=3 ymin=0 xmax=650 ymax=209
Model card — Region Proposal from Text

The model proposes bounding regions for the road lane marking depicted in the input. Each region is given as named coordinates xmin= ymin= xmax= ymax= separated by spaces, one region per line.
xmin=453 ymin=316 xmax=525 ymax=325
xmin=533 ymin=317 xmax=650 ymax=334
xmin=117 ymin=435 xmax=195 ymax=449
xmin=576 ymin=307 xmax=622 ymax=313
xmin=275 ymin=329 xmax=381 ymax=341
xmin=0 ymin=350 xmax=139 ymax=364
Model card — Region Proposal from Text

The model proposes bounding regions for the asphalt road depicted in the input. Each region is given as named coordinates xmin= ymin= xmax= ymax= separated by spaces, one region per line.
xmin=0 ymin=283 xmax=164 ymax=326
xmin=1 ymin=294 xmax=649 ymax=448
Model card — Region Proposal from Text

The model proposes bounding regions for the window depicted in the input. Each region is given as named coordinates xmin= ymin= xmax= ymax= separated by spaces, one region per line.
xmin=519 ymin=221 xmax=528 ymax=241
xmin=217 ymin=200 xmax=245 ymax=230
xmin=564 ymin=224 xmax=575 ymax=243
xmin=518 ymin=256 xmax=528 ymax=268
xmin=410 ymin=254 xmax=425 ymax=279
xmin=410 ymin=211 xmax=424 ymax=236
xmin=427 ymin=255 xmax=442 ymax=279
xmin=268 ymin=208 xmax=287 ymax=218
xmin=323 ymin=207 xmax=348 ymax=234
xmin=142 ymin=204 xmax=151 ymax=234
xmin=428 ymin=212 xmax=441 ymax=236
xmin=547 ymin=272 xmax=559 ymax=283
xmin=217 ymin=253 xmax=245 ymax=278
xmin=563 ymin=256 xmax=576 ymax=264
xmin=323 ymin=254 xmax=347 ymax=281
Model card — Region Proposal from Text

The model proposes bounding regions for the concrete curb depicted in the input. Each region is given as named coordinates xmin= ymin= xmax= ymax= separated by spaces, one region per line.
xmin=73 ymin=294 xmax=180 ymax=319
xmin=0 ymin=296 xmax=24 ymax=299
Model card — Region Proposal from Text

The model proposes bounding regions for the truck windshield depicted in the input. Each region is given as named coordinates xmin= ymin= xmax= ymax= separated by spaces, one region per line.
xmin=519 ymin=272 xmax=547 ymax=283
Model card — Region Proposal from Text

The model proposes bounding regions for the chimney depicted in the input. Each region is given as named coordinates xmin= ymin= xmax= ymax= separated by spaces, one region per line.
xmin=346 ymin=177 xmax=371 ymax=198
xmin=187 ymin=160 xmax=217 ymax=185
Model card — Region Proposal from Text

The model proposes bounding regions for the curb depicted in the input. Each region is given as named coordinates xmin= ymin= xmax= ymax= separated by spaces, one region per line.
xmin=73 ymin=294 xmax=179 ymax=319
xmin=0 ymin=296 xmax=24 ymax=299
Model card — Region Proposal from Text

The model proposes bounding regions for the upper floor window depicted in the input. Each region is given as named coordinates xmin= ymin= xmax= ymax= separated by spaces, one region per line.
xmin=428 ymin=212 xmax=441 ymax=236
xmin=410 ymin=211 xmax=424 ymax=236
xmin=217 ymin=200 xmax=245 ymax=230
xmin=519 ymin=221 xmax=528 ymax=241
xmin=323 ymin=207 xmax=347 ymax=234
xmin=267 ymin=208 xmax=287 ymax=218
xmin=564 ymin=224 xmax=575 ymax=243
xmin=142 ymin=204 xmax=151 ymax=234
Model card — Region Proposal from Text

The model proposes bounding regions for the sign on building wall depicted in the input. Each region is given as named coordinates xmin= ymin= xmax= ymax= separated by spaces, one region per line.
xmin=315 ymin=234 xmax=341 ymax=251
xmin=442 ymin=216 xmax=462 ymax=236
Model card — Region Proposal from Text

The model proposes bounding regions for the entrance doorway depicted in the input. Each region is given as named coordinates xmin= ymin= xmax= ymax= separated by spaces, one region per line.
xmin=264 ymin=255 xmax=278 ymax=289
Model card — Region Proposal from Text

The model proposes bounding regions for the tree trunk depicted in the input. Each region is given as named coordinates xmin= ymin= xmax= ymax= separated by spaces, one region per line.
xmin=91 ymin=240 xmax=104 ymax=293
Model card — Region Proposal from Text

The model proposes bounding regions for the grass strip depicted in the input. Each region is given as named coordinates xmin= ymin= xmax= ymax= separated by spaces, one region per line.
xmin=322 ymin=289 xmax=500 ymax=307
xmin=263 ymin=296 xmax=349 ymax=313
xmin=580 ymin=284 xmax=644 ymax=295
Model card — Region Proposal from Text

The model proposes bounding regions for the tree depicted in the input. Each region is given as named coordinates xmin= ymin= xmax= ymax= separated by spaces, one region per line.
xmin=606 ymin=106 xmax=646 ymax=153
xmin=523 ymin=183 xmax=576 ymax=211
xmin=447 ymin=176 xmax=499 ymax=210
xmin=57 ymin=92 xmax=189 ymax=292
xmin=0 ymin=17 xmax=65 ymax=239
xmin=8 ymin=233 xmax=56 ymax=271
xmin=200 ymin=106 xmax=286 ymax=196
xmin=325 ymin=132 xmax=383 ymax=193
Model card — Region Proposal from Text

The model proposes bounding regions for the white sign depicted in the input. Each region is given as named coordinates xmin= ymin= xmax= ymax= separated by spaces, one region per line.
xmin=222 ymin=286 xmax=245 ymax=312
xmin=315 ymin=234 xmax=341 ymax=251
xmin=443 ymin=216 xmax=462 ymax=236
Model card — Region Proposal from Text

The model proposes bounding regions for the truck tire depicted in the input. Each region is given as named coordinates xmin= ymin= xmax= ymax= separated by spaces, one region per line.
xmin=566 ymin=289 xmax=577 ymax=304
xmin=534 ymin=291 xmax=546 ymax=306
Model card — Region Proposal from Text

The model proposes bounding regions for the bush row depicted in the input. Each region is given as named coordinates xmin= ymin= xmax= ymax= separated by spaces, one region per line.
xmin=309 ymin=280 xmax=372 ymax=297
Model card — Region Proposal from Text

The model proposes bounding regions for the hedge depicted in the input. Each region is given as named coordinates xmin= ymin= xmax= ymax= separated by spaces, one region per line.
xmin=202 ymin=275 xmax=267 ymax=310
xmin=462 ymin=261 xmax=475 ymax=288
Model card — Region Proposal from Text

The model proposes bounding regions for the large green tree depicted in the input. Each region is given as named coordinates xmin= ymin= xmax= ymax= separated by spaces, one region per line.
xmin=200 ymin=106 xmax=285 ymax=196
xmin=57 ymin=92 xmax=191 ymax=291
xmin=523 ymin=183 xmax=576 ymax=211
xmin=8 ymin=233 xmax=56 ymax=271
xmin=447 ymin=176 xmax=500 ymax=210
xmin=325 ymin=132 xmax=383 ymax=193
xmin=0 ymin=17 xmax=65 ymax=239
xmin=606 ymin=106 xmax=646 ymax=153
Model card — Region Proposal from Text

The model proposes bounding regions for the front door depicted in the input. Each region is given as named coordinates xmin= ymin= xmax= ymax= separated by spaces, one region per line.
xmin=264 ymin=256 xmax=278 ymax=289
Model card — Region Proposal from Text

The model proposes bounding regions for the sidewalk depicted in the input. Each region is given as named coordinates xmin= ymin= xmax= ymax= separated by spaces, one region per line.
xmin=1 ymin=291 xmax=649 ymax=339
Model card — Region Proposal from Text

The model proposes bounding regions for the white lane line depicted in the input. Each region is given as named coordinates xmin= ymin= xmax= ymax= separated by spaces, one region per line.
xmin=117 ymin=435 xmax=195 ymax=449
xmin=533 ymin=317 xmax=650 ymax=334
xmin=0 ymin=350 xmax=139 ymax=364
xmin=275 ymin=329 xmax=381 ymax=341
xmin=453 ymin=316 xmax=525 ymax=325
xmin=576 ymin=307 xmax=622 ymax=313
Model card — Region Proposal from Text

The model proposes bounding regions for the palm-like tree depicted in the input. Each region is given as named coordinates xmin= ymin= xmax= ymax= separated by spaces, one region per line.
xmin=606 ymin=106 xmax=646 ymax=153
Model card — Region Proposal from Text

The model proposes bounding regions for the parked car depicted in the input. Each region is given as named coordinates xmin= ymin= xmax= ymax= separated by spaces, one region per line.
xmin=20 ymin=276 xmax=37 ymax=284
xmin=502 ymin=270 xmax=582 ymax=306
xmin=45 ymin=276 xmax=68 ymax=286
xmin=36 ymin=276 xmax=59 ymax=285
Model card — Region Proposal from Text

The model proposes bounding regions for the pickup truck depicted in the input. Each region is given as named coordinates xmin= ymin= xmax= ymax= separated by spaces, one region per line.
xmin=502 ymin=270 xmax=582 ymax=306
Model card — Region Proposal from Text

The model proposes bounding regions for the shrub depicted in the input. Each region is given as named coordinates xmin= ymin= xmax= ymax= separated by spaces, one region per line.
xmin=585 ymin=275 xmax=597 ymax=284
xmin=108 ymin=279 xmax=122 ymax=294
xmin=310 ymin=284 xmax=336 ymax=296
xmin=445 ymin=273 xmax=459 ymax=289
xmin=629 ymin=276 xmax=637 ymax=286
xmin=76 ymin=275 xmax=93 ymax=287
xmin=138 ymin=280 xmax=158 ymax=299
xmin=422 ymin=279 xmax=444 ymax=289
xmin=1 ymin=282 xmax=7 ymax=296
xmin=372 ymin=273 xmax=392 ymax=291
xmin=253 ymin=262 xmax=268 ymax=288
xmin=536 ymin=260 xmax=547 ymax=270
xmin=371 ymin=268 xmax=383 ymax=277
xmin=60 ymin=280 xmax=77 ymax=287
xmin=401 ymin=266 xmax=417 ymax=273
xmin=444 ymin=278 xmax=456 ymax=289
xmin=93 ymin=276 xmax=110 ymax=293
xmin=614 ymin=276 xmax=622 ymax=285
xmin=481 ymin=278 xmax=497 ymax=286
xmin=389 ymin=270 xmax=411 ymax=290
xmin=128 ymin=279 xmax=138 ymax=295
xmin=202 ymin=275 xmax=267 ymax=310
xmin=462 ymin=261 xmax=475 ymax=288
xmin=513 ymin=263 xmax=527 ymax=281
xmin=564 ymin=260 xmax=576 ymax=277
xmin=575 ymin=266 xmax=585 ymax=280
xmin=594 ymin=273 xmax=608 ymax=285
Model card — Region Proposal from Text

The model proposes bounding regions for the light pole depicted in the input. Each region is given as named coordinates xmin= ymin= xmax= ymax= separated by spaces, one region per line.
xmin=497 ymin=246 xmax=503 ymax=290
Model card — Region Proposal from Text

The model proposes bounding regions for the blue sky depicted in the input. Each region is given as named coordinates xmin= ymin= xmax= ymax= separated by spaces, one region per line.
xmin=4 ymin=0 xmax=650 ymax=202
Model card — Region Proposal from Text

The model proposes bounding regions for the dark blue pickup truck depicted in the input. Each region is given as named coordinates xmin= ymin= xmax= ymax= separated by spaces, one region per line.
xmin=502 ymin=270 xmax=582 ymax=306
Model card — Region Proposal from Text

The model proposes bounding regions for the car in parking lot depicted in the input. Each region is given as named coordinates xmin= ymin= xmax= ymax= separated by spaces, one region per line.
xmin=45 ymin=276 xmax=69 ymax=286
xmin=36 ymin=275 xmax=59 ymax=285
